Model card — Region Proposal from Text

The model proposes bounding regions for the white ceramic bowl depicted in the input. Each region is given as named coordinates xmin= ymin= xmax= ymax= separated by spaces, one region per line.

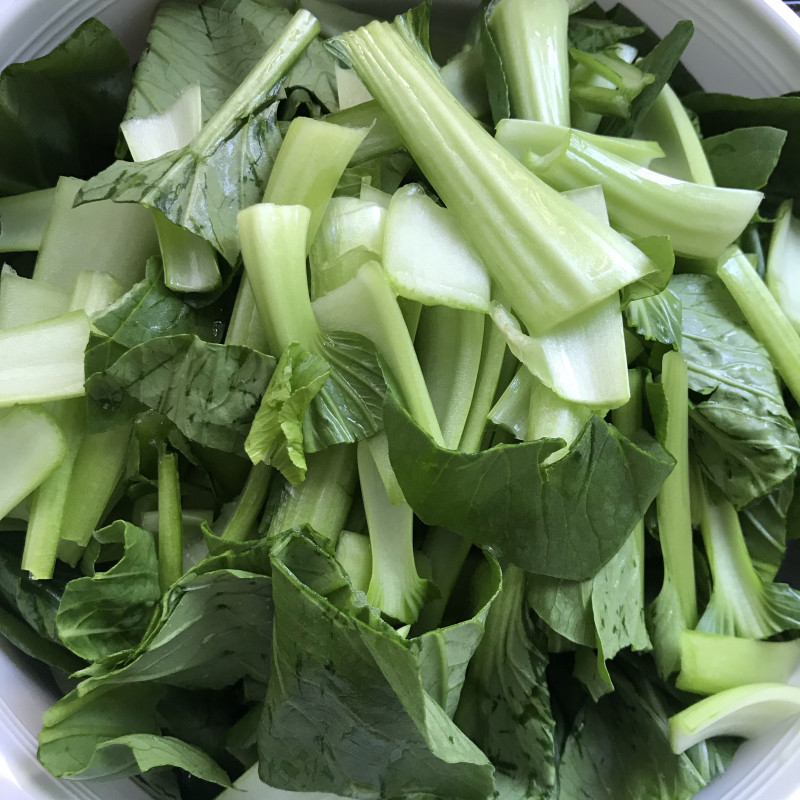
xmin=1 ymin=2 xmax=800 ymax=799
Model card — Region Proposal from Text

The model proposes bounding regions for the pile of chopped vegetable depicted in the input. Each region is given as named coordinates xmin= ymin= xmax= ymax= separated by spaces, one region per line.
xmin=1 ymin=0 xmax=800 ymax=798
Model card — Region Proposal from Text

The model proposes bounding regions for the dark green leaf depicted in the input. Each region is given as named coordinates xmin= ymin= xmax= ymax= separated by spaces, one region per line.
xmin=85 ymin=258 xmax=225 ymax=377
xmin=702 ymin=126 xmax=787 ymax=191
xmin=258 ymin=528 xmax=495 ymax=800
xmin=386 ymin=400 xmax=674 ymax=581
xmin=304 ymin=332 xmax=389 ymax=453
xmin=86 ymin=335 xmax=276 ymax=456
xmin=671 ymin=274 xmax=800 ymax=507
xmin=598 ymin=19 xmax=694 ymax=138
xmin=456 ymin=566 xmax=556 ymax=800
xmin=683 ymin=92 xmax=800 ymax=202
xmin=75 ymin=539 xmax=274 ymax=693
xmin=567 ymin=17 xmax=645 ymax=52
xmin=0 ymin=602 xmax=83 ymax=675
xmin=558 ymin=660 xmax=730 ymax=800
xmin=76 ymin=101 xmax=283 ymax=265
xmin=56 ymin=522 xmax=160 ymax=662
xmin=0 ymin=19 xmax=131 ymax=195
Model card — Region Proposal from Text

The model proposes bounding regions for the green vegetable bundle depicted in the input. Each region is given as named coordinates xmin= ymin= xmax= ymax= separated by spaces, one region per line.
xmin=1 ymin=1 xmax=800 ymax=798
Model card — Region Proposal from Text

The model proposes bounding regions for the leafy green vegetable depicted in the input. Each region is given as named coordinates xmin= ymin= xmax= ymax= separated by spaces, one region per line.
xmin=740 ymin=478 xmax=794 ymax=582
xmin=598 ymin=19 xmax=693 ymax=138
xmin=386 ymin=399 xmax=674 ymax=581
xmin=683 ymin=92 xmax=800 ymax=202
xmin=56 ymin=522 xmax=160 ymax=662
xmin=567 ymin=16 xmax=645 ymax=52
xmin=38 ymin=683 xmax=231 ymax=785
xmin=245 ymin=342 xmax=330 ymax=483
xmin=85 ymin=258 xmax=225 ymax=377
xmin=625 ymin=287 xmax=682 ymax=347
xmin=86 ymin=334 xmax=276 ymax=456
xmin=259 ymin=528 xmax=496 ymax=799
xmin=559 ymin=661 xmax=732 ymax=799
xmin=702 ymin=126 xmax=787 ymax=191
xmin=0 ymin=19 xmax=131 ymax=195
xmin=456 ymin=565 xmax=556 ymax=800
xmin=77 ymin=11 xmax=322 ymax=264
xmin=671 ymin=274 xmax=800 ymax=508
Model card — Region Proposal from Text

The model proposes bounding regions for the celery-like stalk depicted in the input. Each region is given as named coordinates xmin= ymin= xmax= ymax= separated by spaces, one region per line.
xmin=312 ymin=261 xmax=444 ymax=445
xmin=416 ymin=307 xmax=484 ymax=450
xmin=669 ymin=684 xmax=800 ymax=754
xmin=67 ymin=271 xmax=124 ymax=316
xmin=21 ymin=399 xmax=85 ymax=579
xmin=647 ymin=350 xmax=697 ymax=677
xmin=765 ymin=200 xmax=800 ymax=334
xmin=335 ymin=530 xmax=373 ymax=593
xmin=158 ymin=449 xmax=184 ymax=593
xmin=121 ymin=85 xmax=221 ymax=294
xmin=0 ymin=406 xmax=66 ymax=521
xmin=0 ymin=188 xmax=55 ymax=252
xmin=34 ymin=176 xmax=157 ymax=292
xmin=677 ymin=631 xmax=800 ymax=696
xmin=636 ymin=83 xmax=716 ymax=185
xmin=238 ymin=203 xmax=317 ymax=355
xmin=227 ymin=117 xmax=366 ymax=350
xmin=515 ymin=122 xmax=761 ymax=258
xmin=309 ymin=196 xmax=385 ymax=299
xmin=488 ymin=0 xmax=570 ymax=125
xmin=0 ymin=312 xmax=90 ymax=407
xmin=382 ymin=185 xmax=491 ymax=313
xmin=0 ymin=268 xmax=69 ymax=330
xmin=266 ymin=445 xmax=357 ymax=544
xmin=264 ymin=118 xmax=369 ymax=242
xmin=326 ymin=100 xmax=404 ymax=165
xmin=328 ymin=20 xmax=654 ymax=336
xmin=220 ymin=463 xmax=273 ymax=543
xmin=56 ymin=424 xmax=132 ymax=566
xmin=496 ymin=118 xmax=665 ymax=167
xmin=718 ymin=247 xmax=800 ymax=405
xmin=358 ymin=440 xmax=432 ymax=624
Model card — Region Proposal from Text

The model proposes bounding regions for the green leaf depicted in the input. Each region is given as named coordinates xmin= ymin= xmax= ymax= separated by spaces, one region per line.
xmin=385 ymin=400 xmax=674 ymax=581
xmin=625 ymin=288 xmax=682 ymax=347
xmin=702 ymin=126 xmax=787 ymax=191
xmin=86 ymin=334 xmax=276 ymax=456
xmin=125 ymin=0 xmax=338 ymax=123
xmin=412 ymin=554 xmax=502 ymax=719
xmin=567 ymin=17 xmax=645 ymax=52
xmin=528 ymin=525 xmax=651 ymax=664
xmin=598 ymin=19 xmax=694 ymax=138
xmin=303 ymin=332 xmax=389 ymax=453
xmin=75 ymin=102 xmax=282 ymax=265
xmin=74 ymin=538 xmax=274 ymax=692
xmin=684 ymin=92 xmax=800 ymax=202
xmin=38 ymin=683 xmax=231 ymax=785
xmin=85 ymin=258 xmax=225 ymax=377
xmin=671 ymin=274 xmax=800 ymax=507
xmin=245 ymin=342 xmax=330 ymax=484
xmin=258 ymin=528 xmax=496 ymax=800
xmin=56 ymin=522 xmax=160 ymax=662
xmin=740 ymin=478 xmax=794 ymax=582
xmin=558 ymin=660 xmax=731 ymax=800
xmin=455 ymin=566 xmax=556 ymax=800
xmin=0 ymin=19 xmax=131 ymax=195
